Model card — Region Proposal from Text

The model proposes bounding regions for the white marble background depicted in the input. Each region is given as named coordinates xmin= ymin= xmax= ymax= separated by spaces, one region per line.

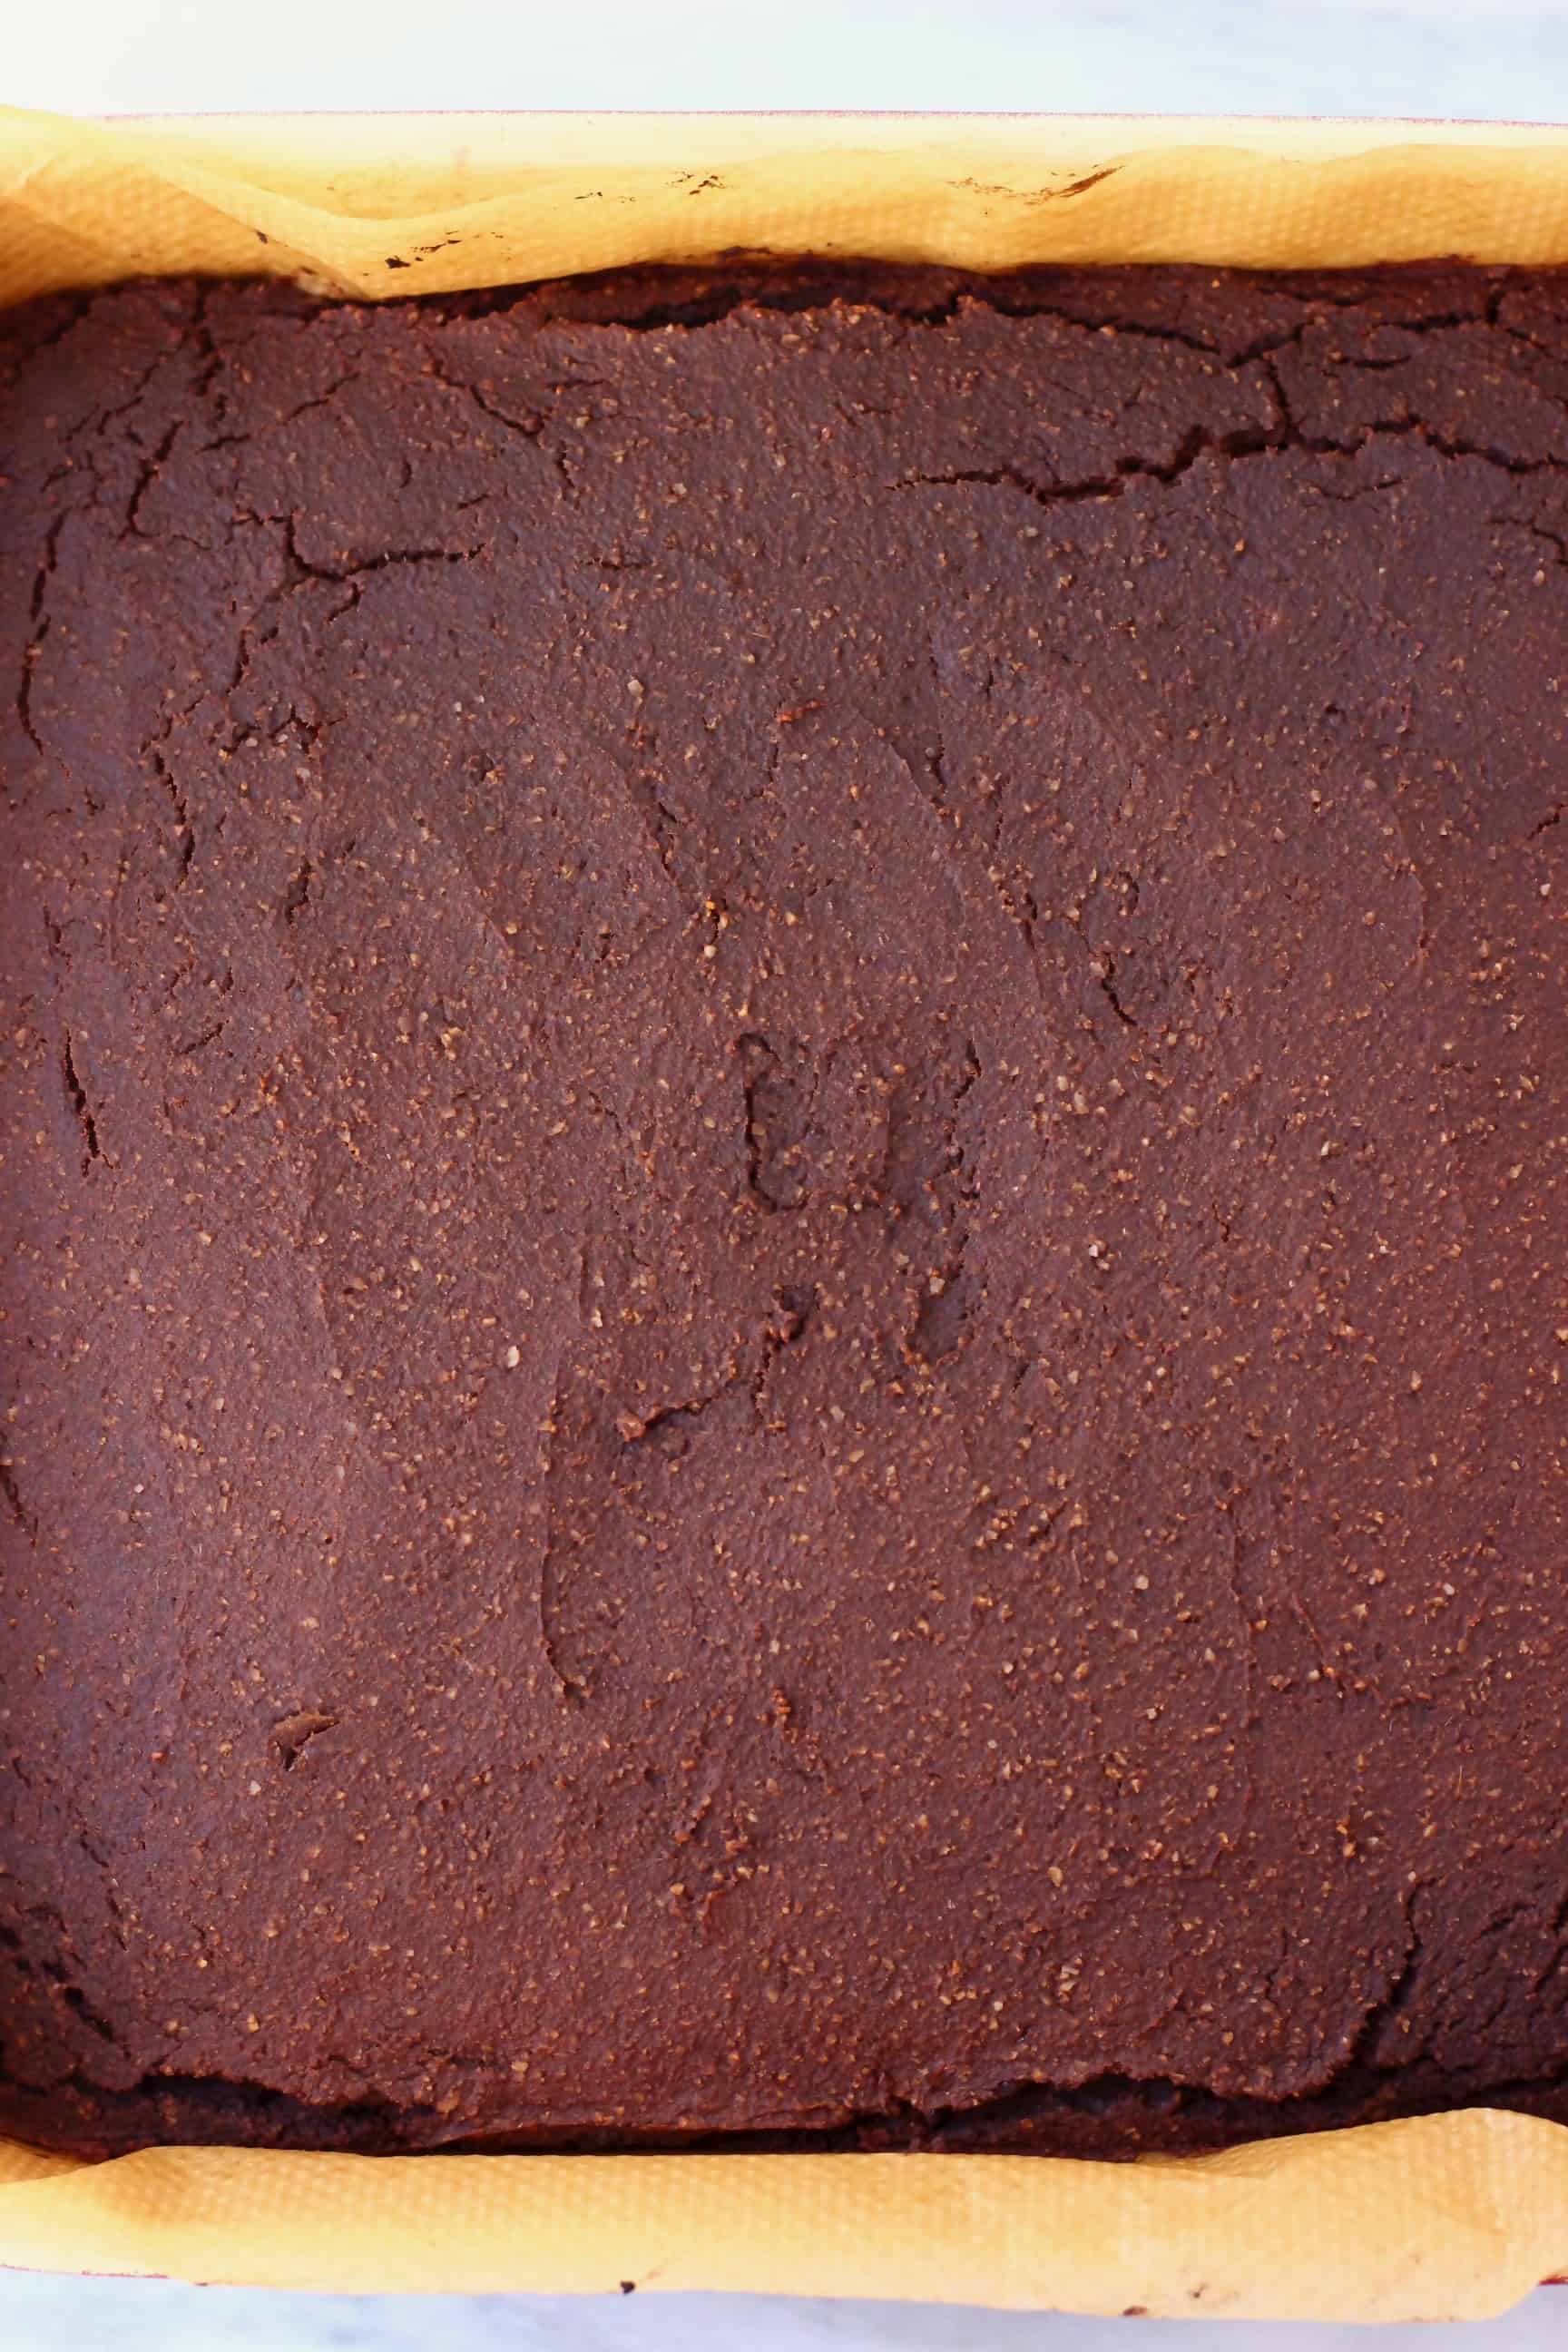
xmin=7 ymin=0 xmax=1568 ymax=119
xmin=6 ymin=2 xmax=1568 ymax=2343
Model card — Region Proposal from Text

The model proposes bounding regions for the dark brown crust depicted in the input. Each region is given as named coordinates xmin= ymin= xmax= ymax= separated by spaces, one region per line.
xmin=3 ymin=261 xmax=1567 ymax=2160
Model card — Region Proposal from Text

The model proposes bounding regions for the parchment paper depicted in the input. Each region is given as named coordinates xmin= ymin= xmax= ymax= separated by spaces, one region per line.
xmin=1 ymin=103 xmax=1566 ymax=2317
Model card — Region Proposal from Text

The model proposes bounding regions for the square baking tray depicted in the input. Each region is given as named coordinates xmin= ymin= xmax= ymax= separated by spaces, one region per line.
xmin=1 ymin=104 xmax=1566 ymax=2317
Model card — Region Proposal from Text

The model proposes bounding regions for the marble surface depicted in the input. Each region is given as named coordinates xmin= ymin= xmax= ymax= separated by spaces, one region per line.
xmin=7 ymin=0 xmax=1568 ymax=119
xmin=0 ymin=2278 xmax=1561 ymax=2350
xmin=6 ymin=2 xmax=1568 ymax=2344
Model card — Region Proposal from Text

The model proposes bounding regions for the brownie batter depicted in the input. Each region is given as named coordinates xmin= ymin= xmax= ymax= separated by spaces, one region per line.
xmin=2 ymin=262 xmax=1566 ymax=2160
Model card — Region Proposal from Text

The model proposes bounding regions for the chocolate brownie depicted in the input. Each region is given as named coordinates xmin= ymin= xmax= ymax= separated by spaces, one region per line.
xmin=2 ymin=262 xmax=1566 ymax=2160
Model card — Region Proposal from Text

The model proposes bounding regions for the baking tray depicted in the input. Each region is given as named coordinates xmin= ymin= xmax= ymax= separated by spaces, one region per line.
xmin=1 ymin=104 xmax=1566 ymax=2317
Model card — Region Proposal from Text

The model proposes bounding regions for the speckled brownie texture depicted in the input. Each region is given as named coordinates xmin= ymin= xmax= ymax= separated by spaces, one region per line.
xmin=2 ymin=261 xmax=1566 ymax=2160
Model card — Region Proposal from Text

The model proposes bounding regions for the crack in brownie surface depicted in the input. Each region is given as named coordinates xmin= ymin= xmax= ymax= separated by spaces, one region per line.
xmin=2 ymin=262 xmax=1566 ymax=2157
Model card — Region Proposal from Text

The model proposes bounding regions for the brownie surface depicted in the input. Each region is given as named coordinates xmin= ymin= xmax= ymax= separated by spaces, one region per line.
xmin=2 ymin=261 xmax=1567 ymax=2160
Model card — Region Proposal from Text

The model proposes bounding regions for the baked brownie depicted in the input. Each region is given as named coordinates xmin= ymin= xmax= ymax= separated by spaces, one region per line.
xmin=2 ymin=262 xmax=1566 ymax=2161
